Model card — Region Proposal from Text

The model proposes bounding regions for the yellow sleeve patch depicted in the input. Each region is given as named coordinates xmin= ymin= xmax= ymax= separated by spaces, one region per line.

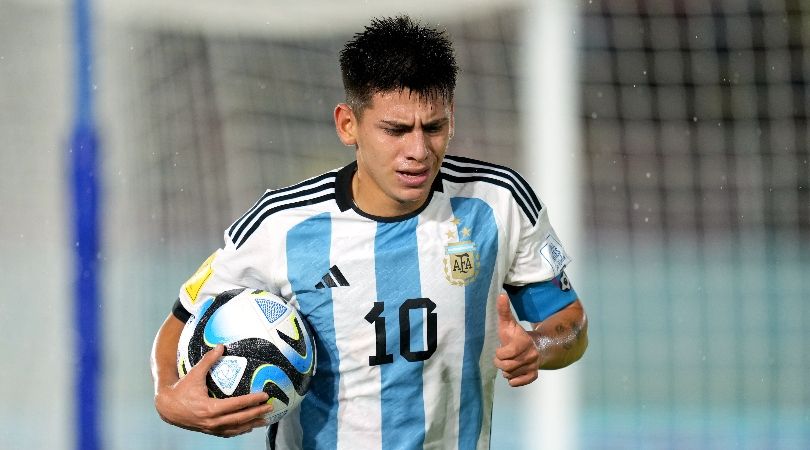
xmin=182 ymin=252 xmax=216 ymax=304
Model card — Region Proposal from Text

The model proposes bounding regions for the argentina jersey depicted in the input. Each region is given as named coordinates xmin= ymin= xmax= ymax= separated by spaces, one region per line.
xmin=175 ymin=155 xmax=578 ymax=450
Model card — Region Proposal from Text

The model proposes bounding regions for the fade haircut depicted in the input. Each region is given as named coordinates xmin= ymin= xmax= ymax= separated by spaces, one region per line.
xmin=339 ymin=15 xmax=459 ymax=116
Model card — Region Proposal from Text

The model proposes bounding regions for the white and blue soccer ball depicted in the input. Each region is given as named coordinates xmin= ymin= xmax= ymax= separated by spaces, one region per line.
xmin=177 ymin=288 xmax=317 ymax=424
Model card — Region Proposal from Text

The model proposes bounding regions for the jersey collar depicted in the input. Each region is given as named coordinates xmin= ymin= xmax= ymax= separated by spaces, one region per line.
xmin=334 ymin=161 xmax=444 ymax=222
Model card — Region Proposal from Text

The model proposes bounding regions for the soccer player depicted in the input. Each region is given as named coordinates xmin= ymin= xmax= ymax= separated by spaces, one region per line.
xmin=151 ymin=15 xmax=588 ymax=450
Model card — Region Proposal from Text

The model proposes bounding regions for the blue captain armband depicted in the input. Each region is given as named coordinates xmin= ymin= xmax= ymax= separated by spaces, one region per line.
xmin=504 ymin=272 xmax=578 ymax=323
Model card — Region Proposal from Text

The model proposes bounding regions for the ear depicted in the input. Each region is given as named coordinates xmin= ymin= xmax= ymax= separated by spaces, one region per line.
xmin=334 ymin=103 xmax=358 ymax=146
xmin=448 ymin=101 xmax=456 ymax=140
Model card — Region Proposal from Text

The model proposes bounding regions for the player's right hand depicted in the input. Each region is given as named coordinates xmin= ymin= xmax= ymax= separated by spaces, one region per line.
xmin=493 ymin=293 xmax=541 ymax=387
xmin=154 ymin=344 xmax=274 ymax=437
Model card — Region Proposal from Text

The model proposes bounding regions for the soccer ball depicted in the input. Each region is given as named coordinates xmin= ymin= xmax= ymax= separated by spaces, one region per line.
xmin=177 ymin=288 xmax=317 ymax=424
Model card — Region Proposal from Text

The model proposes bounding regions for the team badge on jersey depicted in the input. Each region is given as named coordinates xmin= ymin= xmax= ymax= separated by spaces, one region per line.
xmin=444 ymin=240 xmax=479 ymax=286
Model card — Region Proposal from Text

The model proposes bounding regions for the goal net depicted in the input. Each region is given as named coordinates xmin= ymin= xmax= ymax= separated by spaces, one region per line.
xmin=579 ymin=0 xmax=809 ymax=447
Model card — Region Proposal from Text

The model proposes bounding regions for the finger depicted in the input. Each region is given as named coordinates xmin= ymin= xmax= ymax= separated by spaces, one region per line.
xmin=219 ymin=418 xmax=265 ymax=438
xmin=217 ymin=422 xmax=255 ymax=438
xmin=209 ymin=392 xmax=272 ymax=416
xmin=495 ymin=332 xmax=534 ymax=360
xmin=494 ymin=353 xmax=534 ymax=373
xmin=188 ymin=344 xmax=225 ymax=379
xmin=493 ymin=355 xmax=520 ymax=373
xmin=495 ymin=343 xmax=521 ymax=361
xmin=246 ymin=416 xmax=270 ymax=429
xmin=502 ymin=365 xmax=535 ymax=380
xmin=507 ymin=371 xmax=538 ymax=387
xmin=496 ymin=293 xmax=514 ymax=325
xmin=493 ymin=354 xmax=513 ymax=372
xmin=208 ymin=402 xmax=273 ymax=431
xmin=496 ymin=293 xmax=516 ymax=344
xmin=225 ymin=417 xmax=271 ymax=437
xmin=501 ymin=362 xmax=535 ymax=379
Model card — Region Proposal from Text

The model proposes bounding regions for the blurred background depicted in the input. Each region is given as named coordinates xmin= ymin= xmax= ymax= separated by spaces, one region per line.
xmin=1 ymin=0 xmax=808 ymax=448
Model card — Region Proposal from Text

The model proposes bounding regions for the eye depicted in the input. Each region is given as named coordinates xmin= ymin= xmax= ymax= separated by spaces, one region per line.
xmin=423 ymin=119 xmax=450 ymax=135
xmin=383 ymin=127 xmax=406 ymax=136
xmin=423 ymin=124 xmax=446 ymax=135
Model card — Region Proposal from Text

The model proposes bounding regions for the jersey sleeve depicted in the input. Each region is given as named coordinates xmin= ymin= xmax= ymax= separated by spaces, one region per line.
xmin=503 ymin=193 xmax=578 ymax=323
xmin=173 ymin=229 xmax=275 ymax=319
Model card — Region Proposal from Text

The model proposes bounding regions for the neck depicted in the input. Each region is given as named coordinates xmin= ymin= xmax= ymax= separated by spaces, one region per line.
xmin=351 ymin=172 xmax=426 ymax=218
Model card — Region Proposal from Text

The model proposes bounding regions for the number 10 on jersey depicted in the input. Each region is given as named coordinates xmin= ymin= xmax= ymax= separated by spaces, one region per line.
xmin=364 ymin=298 xmax=438 ymax=366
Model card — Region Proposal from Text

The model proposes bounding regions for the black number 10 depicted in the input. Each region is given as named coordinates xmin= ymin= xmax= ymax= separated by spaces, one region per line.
xmin=364 ymin=298 xmax=438 ymax=366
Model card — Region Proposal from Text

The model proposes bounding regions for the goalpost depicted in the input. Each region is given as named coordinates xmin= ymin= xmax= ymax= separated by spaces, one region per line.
xmin=520 ymin=2 xmax=582 ymax=449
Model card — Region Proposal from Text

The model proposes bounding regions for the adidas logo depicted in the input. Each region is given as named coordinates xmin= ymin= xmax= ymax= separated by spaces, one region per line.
xmin=315 ymin=265 xmax=350 ymax=289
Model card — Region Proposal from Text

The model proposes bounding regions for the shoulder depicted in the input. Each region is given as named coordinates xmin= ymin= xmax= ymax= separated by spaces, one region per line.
xmin=226 ymin=169 xmax=341 ymax=248
xmin=440 ymin=155 xmax=543 ymax=225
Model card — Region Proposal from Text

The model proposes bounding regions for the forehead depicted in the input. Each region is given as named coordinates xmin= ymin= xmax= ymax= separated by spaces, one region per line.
xmin=363 ymin=89 xmax=452 ymax=119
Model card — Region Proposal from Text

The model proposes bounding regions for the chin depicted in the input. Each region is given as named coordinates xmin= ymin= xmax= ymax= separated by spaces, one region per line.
xmin=396 ymin=190 xmax=430 ymax=207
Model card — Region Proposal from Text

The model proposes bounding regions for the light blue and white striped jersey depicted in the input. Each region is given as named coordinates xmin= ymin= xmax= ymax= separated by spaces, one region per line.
xmin=175 ymin=155 xmax=578 ymax=450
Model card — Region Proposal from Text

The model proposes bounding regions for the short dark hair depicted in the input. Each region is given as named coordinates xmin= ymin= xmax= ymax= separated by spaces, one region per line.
xmin=339 ymin=15 xmax=458 ymax=115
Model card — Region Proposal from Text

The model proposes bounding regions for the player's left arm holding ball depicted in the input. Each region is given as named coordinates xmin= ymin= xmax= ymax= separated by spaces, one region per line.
xmin=151 ymin=316 xmax=273 ymax=437
xmin=150 ymin=245 xmax=275 ymax=437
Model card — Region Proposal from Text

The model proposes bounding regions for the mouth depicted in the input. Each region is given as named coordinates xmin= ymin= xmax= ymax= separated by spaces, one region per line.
xmin=396 ymin=167 xmax=431 ymax=187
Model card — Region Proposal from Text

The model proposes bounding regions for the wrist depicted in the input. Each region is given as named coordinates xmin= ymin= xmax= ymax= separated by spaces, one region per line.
xmin=527 ymin=330 xmax=552 ymax=369
xmin=153 ymin=372 xmax=180 ymax=399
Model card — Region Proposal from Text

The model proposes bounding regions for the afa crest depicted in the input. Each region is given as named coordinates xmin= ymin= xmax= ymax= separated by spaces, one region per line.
xmin=444 ymin=240 xmax=479 ymax=286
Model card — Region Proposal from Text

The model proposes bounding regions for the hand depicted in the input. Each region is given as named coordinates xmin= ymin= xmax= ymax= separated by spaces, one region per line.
xmin=154 ymin=344 xmax=274 ymax=437
xmin=493 ymin=293 xmax=541 ymax=387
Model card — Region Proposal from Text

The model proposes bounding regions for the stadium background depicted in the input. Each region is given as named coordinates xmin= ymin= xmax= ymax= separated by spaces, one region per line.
xmin=1 ymin=0 xmax=808 ymax=448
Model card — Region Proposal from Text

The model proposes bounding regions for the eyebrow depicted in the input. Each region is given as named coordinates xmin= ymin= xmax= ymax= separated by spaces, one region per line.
xmin=378 ymin=117 xmax=450 ymax=129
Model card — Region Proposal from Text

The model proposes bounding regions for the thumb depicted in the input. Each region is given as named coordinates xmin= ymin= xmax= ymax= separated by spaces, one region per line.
xmin=496 ymin=293 xmax=515 ymax=344
xmin=189 ymin=344 xmax=224 ymax=379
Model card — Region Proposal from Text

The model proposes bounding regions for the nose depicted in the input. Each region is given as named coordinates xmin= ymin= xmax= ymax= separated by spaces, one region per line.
xmin=405 ymin=129 xmax=429 ymax=161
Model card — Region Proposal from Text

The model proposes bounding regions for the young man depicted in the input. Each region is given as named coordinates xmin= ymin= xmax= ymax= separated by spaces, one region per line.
xmin=151 ymin=15 xmax=588 ymax=450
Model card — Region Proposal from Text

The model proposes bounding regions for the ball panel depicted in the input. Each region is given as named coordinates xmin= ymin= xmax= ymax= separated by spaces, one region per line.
xmin=255 ymin=298 xmax=288 ymax=324
xmin=208 ymin=355 xmax=248 ymax=396
xmin=251 ymin=364 xmax=293 ymax=403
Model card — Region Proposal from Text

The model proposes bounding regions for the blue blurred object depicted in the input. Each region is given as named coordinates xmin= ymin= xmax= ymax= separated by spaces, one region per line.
xmin=71 ymin=0 xmax=101 ymax=449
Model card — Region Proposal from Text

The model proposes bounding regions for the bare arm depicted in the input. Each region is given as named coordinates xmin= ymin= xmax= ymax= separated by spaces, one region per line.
xmin=493 ymin=294 xmax=588 ymax=386
xmin=151 ymin=313 xmax=274 ymax=437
